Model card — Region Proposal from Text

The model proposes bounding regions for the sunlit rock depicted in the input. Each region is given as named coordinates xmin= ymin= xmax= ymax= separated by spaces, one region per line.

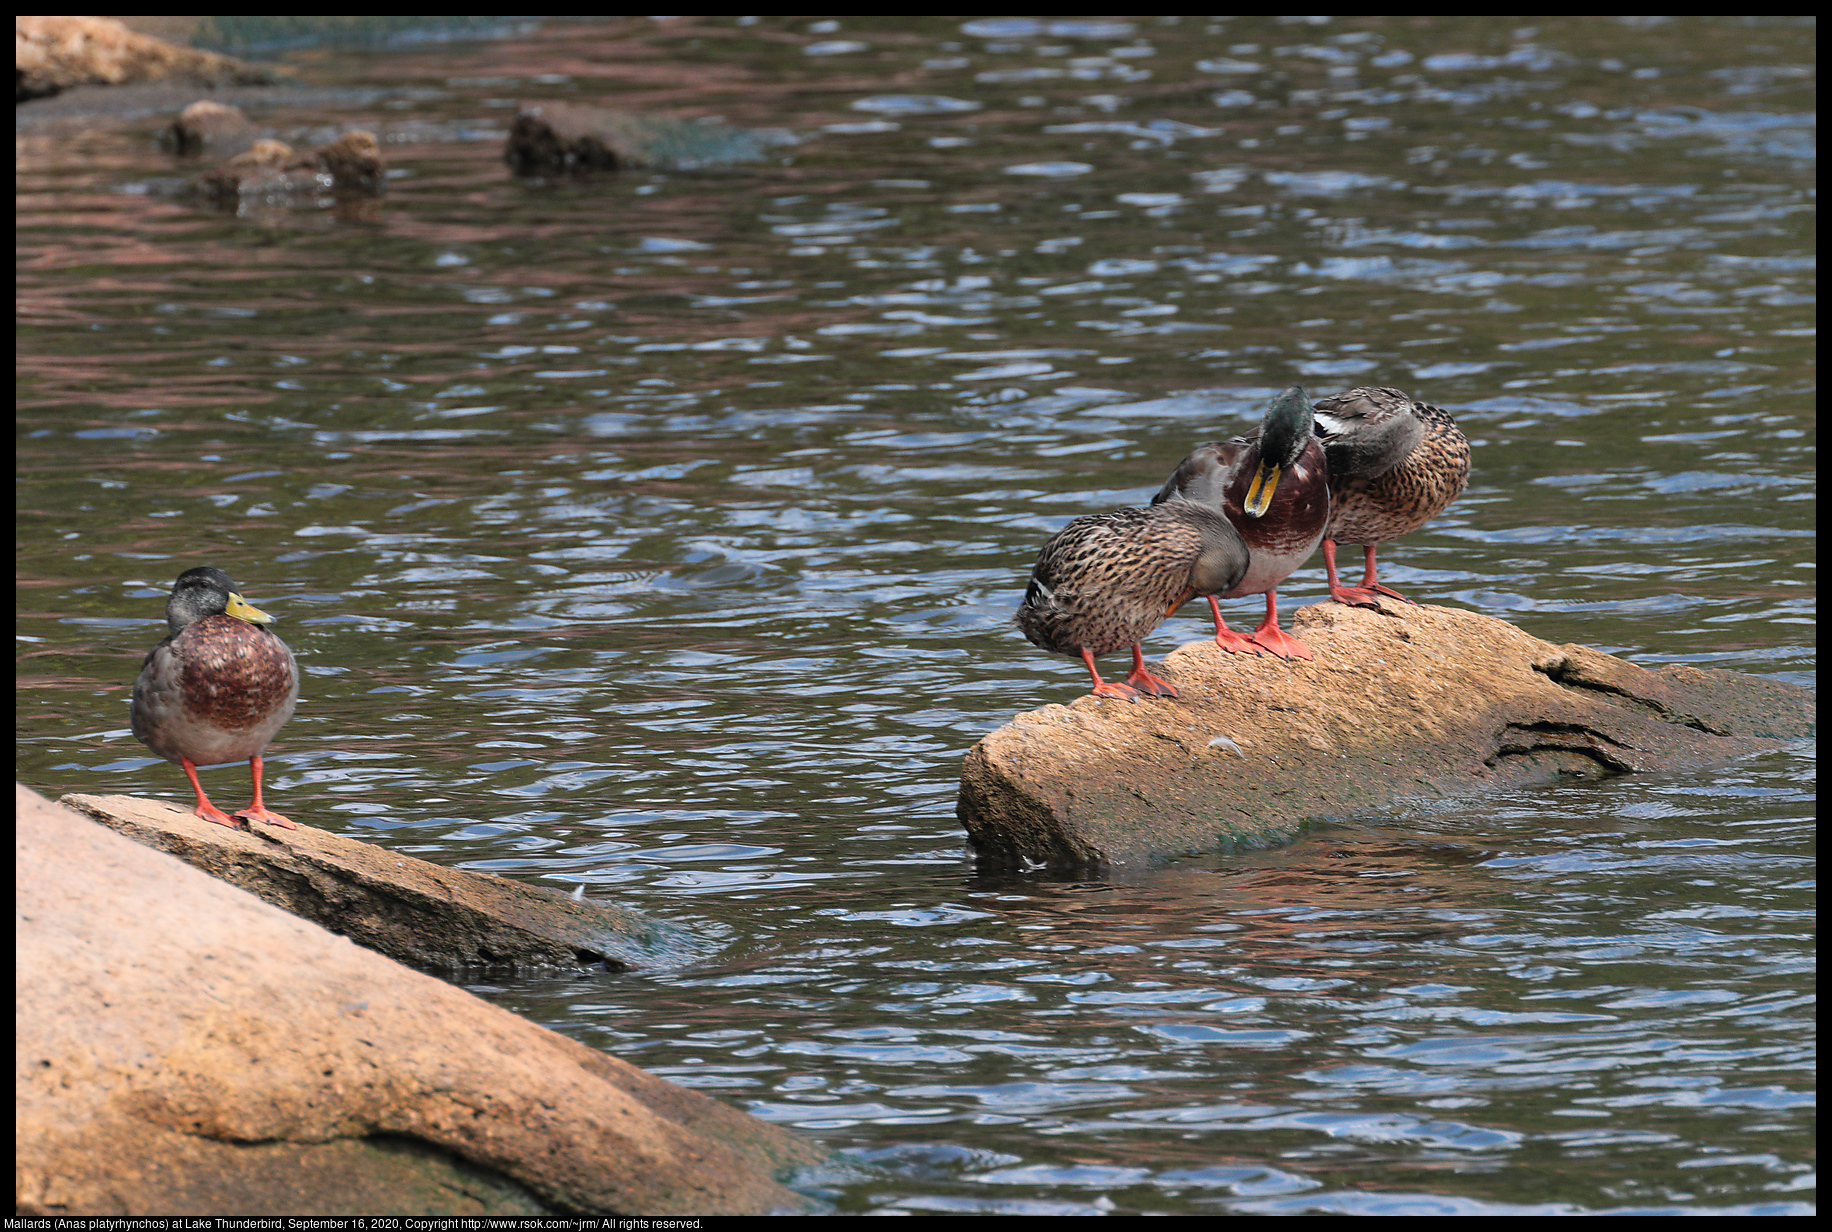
xmin=15 ymin=16 xmax=272 ymax=102
xmin=60 ymin=790 xmax=698 ymax=971
xmin=961 ymin=602 xmax=1815 ymax=868
xmin=16 ymin=785 xmax=826 ymax=1216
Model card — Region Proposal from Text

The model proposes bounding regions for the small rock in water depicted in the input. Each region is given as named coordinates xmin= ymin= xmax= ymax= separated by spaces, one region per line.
xmin=162 ymin=100 xmax=256 ymax=156
xmin=194 ymin=130 xmax=384 ymax=203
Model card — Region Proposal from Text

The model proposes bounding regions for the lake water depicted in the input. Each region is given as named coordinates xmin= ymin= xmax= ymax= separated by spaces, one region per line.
xmin=15 ymin=15 xmax=1814 ymax=1215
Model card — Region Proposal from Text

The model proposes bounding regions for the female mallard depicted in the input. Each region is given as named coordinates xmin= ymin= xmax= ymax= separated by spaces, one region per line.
xmin=130 ymin=566 xmax=300 ymax=829
xmin=1313 ymin=386 xmax=1470 ymax=607
xmin=1151 ymin=385 xmax=1331 ymax=661
xmin=1017 ymin=500 xmax=1249 ymax=701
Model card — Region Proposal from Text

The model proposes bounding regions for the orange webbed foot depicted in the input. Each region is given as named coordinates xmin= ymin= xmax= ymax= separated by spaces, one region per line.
xmin=182 ymin=757 xmax=247 ymax=829
xmin=1328 ymin=582 xmax=1387 ymax=609
xmin=1249 ymin=625 xmax=1314 ymax=662
xmin=1214 ymin=627 xmax=1268 ymax=656
xmin=1123 ymin=645 xmax=1179 ymax=697
xmin=234 ymin=804 xmax=297 ymax=830
xmin=1206 ymin=596 xmax=1267 ymax=656
xmin=195 ymin=802 xmax=246 ymax=829
xmin=1123 ymin=668 xmax=1179 ymax=698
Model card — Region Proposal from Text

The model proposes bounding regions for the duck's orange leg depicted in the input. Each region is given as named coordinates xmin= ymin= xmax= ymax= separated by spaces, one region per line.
xmin=1079 ymin=647 xmax=1140 ymax=701
xmin=1325 ymin=540 xmax=1414 ymax=607
xmin=1324 ymin=539 xmax=1383 ymax=607
xmin=180 ymin=756 xmax=242 ymax=829
xmin=1122 ymin=645 xmax=1179 ymax=698
xmin=1208 ymin=596 xmax=1267 ymax=656
xmin=1247 ymin=591 xmax=1314 ymax=662
xmin=233 ymin=755 xmax=296 ymax=830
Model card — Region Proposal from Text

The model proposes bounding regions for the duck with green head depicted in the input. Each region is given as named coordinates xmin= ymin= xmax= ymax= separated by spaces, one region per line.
xmin=1151 ymin=385 xmax=1331 ymax=661
xmin=130 ymin=566 xmax=300 ymax=829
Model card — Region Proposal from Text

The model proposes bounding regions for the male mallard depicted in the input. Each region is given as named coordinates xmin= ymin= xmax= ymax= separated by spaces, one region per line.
xmin=1313 ymin=386 xmax=1470 ymax=607
xmin=1017 ymin=500 xmax=1249 ymax=701
xmin=130 ymin=566 xmax=300 ymax=829
xmin=1151 ymin=385 xmax=1331 ymax=661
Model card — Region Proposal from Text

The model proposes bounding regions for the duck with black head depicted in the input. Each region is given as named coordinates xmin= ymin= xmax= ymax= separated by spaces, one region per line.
xmin=130 ymin=566 xmax=300 ymax=829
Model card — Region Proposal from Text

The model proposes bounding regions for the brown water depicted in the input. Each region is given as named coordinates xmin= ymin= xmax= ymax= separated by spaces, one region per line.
xmin=16 ymin=16 xmax=1814 ymax=1215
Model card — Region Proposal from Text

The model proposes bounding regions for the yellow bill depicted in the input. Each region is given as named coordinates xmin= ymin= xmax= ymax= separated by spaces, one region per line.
xmin=224 ymin=592 xmax=274 ymax=625
xmin=1244 ymin=462 xmax=1281 ymax=517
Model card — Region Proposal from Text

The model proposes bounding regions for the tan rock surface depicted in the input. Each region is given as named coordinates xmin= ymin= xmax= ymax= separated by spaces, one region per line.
xmin=16 ymin=16 xmax=271 ymax=101
xmin=161 ymin=98 xmax=257 ymax=155
xmin=16 ymin=785 xmax=826 ymax=1216
xmin=59 ymin=791 xmax=695 ymax=972
xmin=961 ymin=602 xmax=1814 ymax=868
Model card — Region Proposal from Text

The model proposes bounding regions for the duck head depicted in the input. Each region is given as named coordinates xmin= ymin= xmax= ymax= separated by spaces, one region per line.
xmin=1244 ymin=385 xmax=1312 ymax=518
xmin=166 ymin=566 xmax=275 ymax=633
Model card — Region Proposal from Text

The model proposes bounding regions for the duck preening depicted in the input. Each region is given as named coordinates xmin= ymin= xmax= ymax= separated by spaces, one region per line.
xmin=1313 ymin=386 xmax=1471 ymax=607
xmin=130 ymin=566 xmax=300 ymax=829
xmin=1016 ymin=500 xmax=1249 ymax=701
xmin=1152 ymin=385 xmax=1331 ymax=661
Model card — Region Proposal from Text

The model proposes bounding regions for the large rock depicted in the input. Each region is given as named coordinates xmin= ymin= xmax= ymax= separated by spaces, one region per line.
xmin=16 ymin=16 xmax=272 ymax=102
xmin=960 ymin=602 xmax=1815 ymax=868
xmin=58 ymin=792 xmax=693 ymax=971
xmin=15 ymin=786 xmax=826 ymax=1216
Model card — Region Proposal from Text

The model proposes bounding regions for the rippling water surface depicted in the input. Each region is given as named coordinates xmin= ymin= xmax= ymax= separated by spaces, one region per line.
xmin=16 ymin=15 xmax=1813 ymax=1215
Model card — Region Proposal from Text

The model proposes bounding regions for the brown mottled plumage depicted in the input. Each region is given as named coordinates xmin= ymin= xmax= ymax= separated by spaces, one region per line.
xmin=131 ymin=566 xmax=300 ymax=829
xmin=1152 ymin=385 xmax=1331 ymax=661
xmin=1314 ymin=387 xmax=1471 ymax=607
xmin=1017 ymin=500 xmax=1249 ymax=701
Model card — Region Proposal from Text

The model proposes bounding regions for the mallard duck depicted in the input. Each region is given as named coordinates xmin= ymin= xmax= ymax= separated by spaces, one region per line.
xmin=130 ymin=566 xmax=300 ymax=829
xmin=1313 ymin=386 xmax=1470 ymax=607
xmin=1017 ymin=500 xmax=1249 ymax=701
xmin=1151 ymin=385 xmax=1331 ymax=661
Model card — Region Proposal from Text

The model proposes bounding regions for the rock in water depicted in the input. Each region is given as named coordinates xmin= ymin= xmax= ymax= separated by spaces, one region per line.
xmin=960 ymin=602 xmax=1814 ymax=868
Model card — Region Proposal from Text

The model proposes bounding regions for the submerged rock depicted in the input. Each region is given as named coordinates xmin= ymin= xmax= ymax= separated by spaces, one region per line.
xmin=506 ymin=102 xmax=650 ymax=172
xmin=505 ymin=101 xmax=792 ymax=175
xmin=193 ymin=129 xmax=384 ymax=201
xmin=193 ymin=136 xmax=298 ymax=196
xmin=16 ymin=785 xmax=826 ymax=1216
xmin=60 ymin=791 xmax=696 ymax=971
xmin=961 ymin=602 xmax=1814 ymax=869
xmin=16 ymin=15 xmax=273 ymax=102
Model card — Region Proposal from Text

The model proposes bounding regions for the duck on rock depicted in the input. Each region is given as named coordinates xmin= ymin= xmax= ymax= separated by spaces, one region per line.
xmin=1313 ymin=386 xmax=1471 ymax=607
xmin=1152 ymin=385 xmax=1331 ymax=662
xmin=1016 ymin=499 xmax=1249 ymax=701
xmin=130 ymin=566 xmax=300 ymax=829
